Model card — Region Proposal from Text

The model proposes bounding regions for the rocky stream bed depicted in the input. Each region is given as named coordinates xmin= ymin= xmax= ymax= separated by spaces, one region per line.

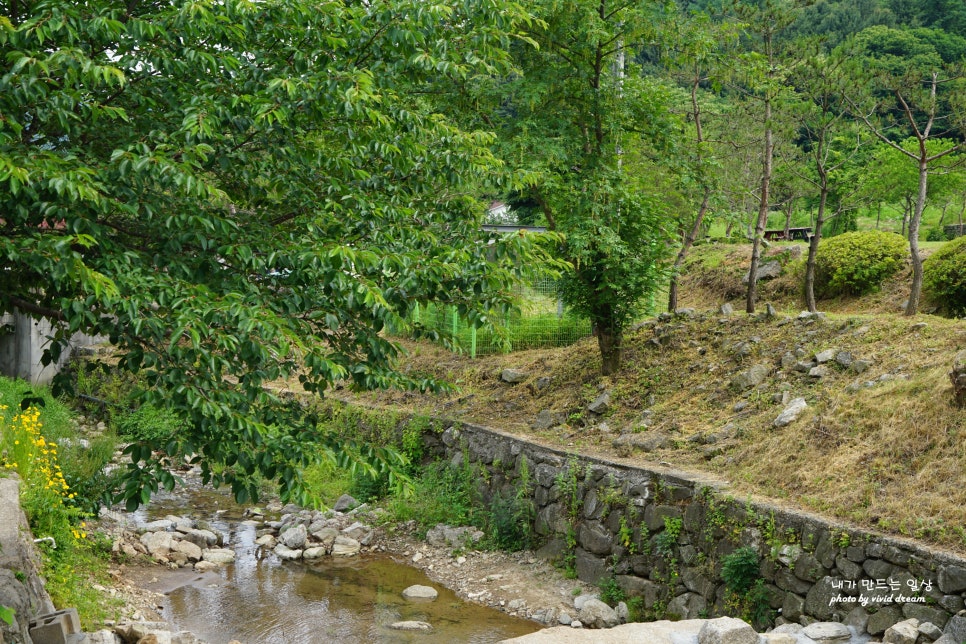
xmin=69 ymin=470 xmax=966 ymax=644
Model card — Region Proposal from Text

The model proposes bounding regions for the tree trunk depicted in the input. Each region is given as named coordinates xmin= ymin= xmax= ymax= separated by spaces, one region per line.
xmin=958 ymin=193 xmax=965 ymax=236
xmin=901 ymin=196 xmax=911 ymax=237
xmin=804 ymin=184 xmax=828 ymax=313
xmin=668 ymin=189 xmax=711 ymax=312
xmin=746 ymin=103 xmax=773 ymax=314
xmin=597 ymin=326 xmax=622 ymax=375
xmin=783 ymin=199 xmax=793 ymax=239
xmin=905 ymin=159 xmax=928 ymax=316
xmin=876 ymin=202 xmax=882 ymax=229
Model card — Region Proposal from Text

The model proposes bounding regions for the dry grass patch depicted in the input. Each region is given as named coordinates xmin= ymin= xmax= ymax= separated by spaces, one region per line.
xmin=346 ymin=306 xmax=966 ymax=552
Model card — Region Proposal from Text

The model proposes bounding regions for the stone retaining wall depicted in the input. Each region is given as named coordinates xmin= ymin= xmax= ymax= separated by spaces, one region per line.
xmin=0 ymin=475 xmax=55 ymax=644
xmin=413 ymin=417 xmax=966 ymax=638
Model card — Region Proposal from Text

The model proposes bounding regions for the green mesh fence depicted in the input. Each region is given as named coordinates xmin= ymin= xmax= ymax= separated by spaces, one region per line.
xmin=398 ymin=276 xmax=592 ymax=357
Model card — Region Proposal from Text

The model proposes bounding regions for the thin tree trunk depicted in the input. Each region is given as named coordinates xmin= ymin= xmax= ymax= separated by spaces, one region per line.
xmin=783 ymin=199 xmax=793 ymax=239
xmin=668 ymin=189 xmax=711 ymax=311
xmin=876 ymin=203 xmax=882 ymax=229
xmin=669 ymin=70 xmax=711 ymax=312
xmin=958 ymin=193 xmax=965 ymax=236
xmin=747 ymin=103 xmax=773 ymax=314
xmin=805 ymin=185 xmax=828 ymax=312
xmin=905 ymin=159 xmax=928 ymax=316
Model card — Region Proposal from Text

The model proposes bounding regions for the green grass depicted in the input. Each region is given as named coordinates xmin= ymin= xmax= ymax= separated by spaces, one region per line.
xmin=381 ymin=459 xmax=482 ymax=534
xmin=302 ymin=460 xmax=355 ymax=508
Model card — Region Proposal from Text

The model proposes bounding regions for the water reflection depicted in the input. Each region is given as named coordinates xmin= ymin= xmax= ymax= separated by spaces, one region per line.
xmin=138 ymin=488 xmax=540 ymax=643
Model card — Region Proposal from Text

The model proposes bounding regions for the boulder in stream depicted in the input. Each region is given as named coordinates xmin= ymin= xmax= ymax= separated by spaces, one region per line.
xmin=390 ymin=621 xmax=432 ymax=631
xmin=274 ymin=544 xmax=302 ymax=561
xmin=279 ymin=524 xmax=307 ymax=549
xmin=201 ymin=548 xmax=236 ymax=565
xmin=402 ymin=585 xmax=439 ymax=601
xmin=331 ymin=535 xmax=361 ymax=557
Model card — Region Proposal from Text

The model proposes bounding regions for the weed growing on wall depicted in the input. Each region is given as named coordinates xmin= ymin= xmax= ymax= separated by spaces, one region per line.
xmin=598 ymin=575 xmax=626 ymax=606
xmin=488 ymin=456 xmax=535 ymax=551
xmin=721 ymin=546 xmax=773 ymax=629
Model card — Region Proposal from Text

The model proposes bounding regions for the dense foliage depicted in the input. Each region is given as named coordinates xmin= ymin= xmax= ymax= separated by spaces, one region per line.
xmin=924 ymin=236 xmax=966 ymax=317
xmin=490 ymin=0 xmax=679 ymax=374
xmin=4 ymin=0 xmax=966 ymax=506
xmin=814 ymin=230 xmax=908 ymax=297
xmin=0 ymin=0 xmax=558 ymax=507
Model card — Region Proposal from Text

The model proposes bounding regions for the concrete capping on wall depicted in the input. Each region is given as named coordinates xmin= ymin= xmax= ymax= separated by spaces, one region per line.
xmin=412 ymin=415 xmax=966 ymax=636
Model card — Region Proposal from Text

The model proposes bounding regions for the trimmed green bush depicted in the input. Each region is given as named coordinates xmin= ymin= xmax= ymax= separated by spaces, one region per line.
xmin=924 ymin=236 xmax=966 ymax=317
xmin=814 ymin=230 xmax=907 ymax=298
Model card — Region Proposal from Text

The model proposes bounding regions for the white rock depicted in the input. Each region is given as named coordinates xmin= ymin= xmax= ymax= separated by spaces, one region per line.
xmin=254 ymin=534 xmax=277 ymax=548
xmin=774 ymin=397 xmax=807 ymax=427
xmin=273 ymin=544 xmax=302 ymax=560
xmin=331 ymin=535 xmax=361 ymax=557
xmin=303 ymin=546 xmax=326 ymax=560
xmin=389 ymin=621 xmax=432 ymax=631
xmin=573 ymin=593 xmax=598 ymax=611
xmin=698 ymin=616 xmax=758 ymax=644
xmin=201 ymin=548 xmax=235 ymax=565
xmin=577 ymin=598 xmax=619 ymax=629
xmin=279 ymin=524 xmax=307 ymax=549
xmin=883 ymin=619 xmax=920 ymax=644
xmin=171 ymin=540 xmax=202 ymax=562
xmin=402 ymin=585 xmax=438 ymax=601
xmin=803 ymin=621 xmax=851 ymax=642
xmin=140 ymin=531 xmax=175 ymax=557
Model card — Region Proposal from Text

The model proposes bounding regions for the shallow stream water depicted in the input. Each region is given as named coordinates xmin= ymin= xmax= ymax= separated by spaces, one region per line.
xmin=133 ymin=486 xmax=540 ymax=644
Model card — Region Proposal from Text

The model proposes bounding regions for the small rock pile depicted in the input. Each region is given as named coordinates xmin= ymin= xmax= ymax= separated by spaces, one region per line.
xmin=253 ymin=495 xmax=377 ymax=561
xmin=109 ymin=513 xmax=234 ymax=572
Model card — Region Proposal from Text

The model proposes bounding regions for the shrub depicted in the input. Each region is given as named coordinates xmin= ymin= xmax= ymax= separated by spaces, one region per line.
xmin=814 ymin=230 xmax=907 ymax=298
xmin=926 ymin=227 xmax=951 ymax=242
xmin=115 ymin=404 xmax=184 ymax=442
xmin=721 ymin=546 xmax=760 ymax=595
xmin=721 ymin=546 xmax=772 ymax=629
xmin=924 ymin=235 xmax=966 ymax=317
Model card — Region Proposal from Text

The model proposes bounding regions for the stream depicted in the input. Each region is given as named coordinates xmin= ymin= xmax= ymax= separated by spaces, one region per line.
xmin=130 ymin=485 xmax=541 ymax=644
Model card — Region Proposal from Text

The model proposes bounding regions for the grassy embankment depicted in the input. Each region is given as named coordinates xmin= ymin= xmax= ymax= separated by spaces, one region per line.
xmin=344 ymin=241 xmax=966 ymax=552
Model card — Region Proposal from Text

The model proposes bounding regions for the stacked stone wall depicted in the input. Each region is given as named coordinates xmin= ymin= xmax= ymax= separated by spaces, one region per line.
xmin=417 ymin=418 xmax=966 ymax=637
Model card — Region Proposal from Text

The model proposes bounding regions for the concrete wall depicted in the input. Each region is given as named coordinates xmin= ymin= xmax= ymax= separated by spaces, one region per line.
xmin=0 ymin=310 xmax=104 ymax=385
xmin=412 ymin=417 xmax=966 ymax=637
xmin=0 ymin=476 xmax=55 ymax=644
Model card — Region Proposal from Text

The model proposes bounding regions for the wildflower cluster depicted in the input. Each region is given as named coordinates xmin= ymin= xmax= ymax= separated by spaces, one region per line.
xmin=0 ymin=403 xmax=86 ymax=544
xmin=1 ymin=405 xmax=72 ymax=496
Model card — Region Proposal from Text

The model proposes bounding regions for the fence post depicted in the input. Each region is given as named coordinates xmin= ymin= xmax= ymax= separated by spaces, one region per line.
xmin=470 ymin=326 xmax=477 ymax=359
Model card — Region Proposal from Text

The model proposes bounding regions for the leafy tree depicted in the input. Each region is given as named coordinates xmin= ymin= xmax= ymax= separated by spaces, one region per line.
xmin=848 ymin=28 xmax=966 ymax=315
xmin=0 ymin=0 xmax=553 ymax=507
xmin=789 ymin=45 xmax=869 ymax=311
xmin=731 ymin=0 xmax=806 ymax=313
xmin=786 ymin=0 xmax=894 ymax=48
xmin=491 ymin=0 xmax=681 ymax=375
xmin=662 ymin=12 xmax=739 ymax=311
